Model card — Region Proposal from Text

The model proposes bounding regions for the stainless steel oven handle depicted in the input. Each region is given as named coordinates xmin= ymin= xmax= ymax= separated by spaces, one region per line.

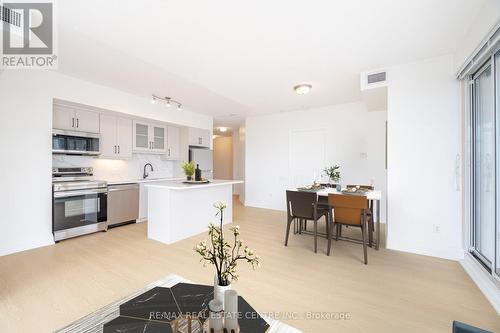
xmin=54 ymin=188 xmax=108 ymax=198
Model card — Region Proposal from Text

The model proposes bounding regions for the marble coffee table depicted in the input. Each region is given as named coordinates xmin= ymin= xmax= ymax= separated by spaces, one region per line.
xmin=55 ymin=274 xmax=301 ymax=333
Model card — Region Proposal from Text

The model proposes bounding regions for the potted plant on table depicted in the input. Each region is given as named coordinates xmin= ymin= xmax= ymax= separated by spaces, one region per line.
xmin=324 ymin=165 xmax=341 ymax=190
xmin=195 ymin=201 xmax=261 ymax=306
xmin=181 ymin=161 xmax=195 ymax=181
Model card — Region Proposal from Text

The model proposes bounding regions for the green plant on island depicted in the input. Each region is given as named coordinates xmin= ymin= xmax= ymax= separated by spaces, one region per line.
xmin=181 ymin=161 xmax=195 ymax=177
xmin=324 ymin=165 xmax=341 ymax=183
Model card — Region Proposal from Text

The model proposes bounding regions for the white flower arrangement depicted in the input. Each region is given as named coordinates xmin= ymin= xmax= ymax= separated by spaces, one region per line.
xmin=195 ymin=201 xmax=261 ymax=286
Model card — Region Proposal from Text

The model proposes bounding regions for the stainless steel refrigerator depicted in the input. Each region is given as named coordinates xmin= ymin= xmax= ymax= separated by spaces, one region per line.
xmin=189 ymin=147 xmax=213 ymax=180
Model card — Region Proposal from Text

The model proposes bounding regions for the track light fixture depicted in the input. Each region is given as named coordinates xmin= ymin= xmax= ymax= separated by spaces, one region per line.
xmin=151 ymin=94 xmax=183 ymax=110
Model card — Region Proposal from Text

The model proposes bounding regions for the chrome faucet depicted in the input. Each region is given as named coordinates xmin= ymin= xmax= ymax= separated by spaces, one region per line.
xmin=143 ymin=163 xmax=154 ymax=179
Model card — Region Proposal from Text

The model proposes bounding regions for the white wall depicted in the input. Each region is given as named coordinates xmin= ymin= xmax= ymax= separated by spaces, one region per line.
xmin=245 ymin=102 xmax=387 ymax=221
xmin=386 ymin=54 xmax=462 ymax=260
xmin=213 ymin=136 xmax=233 ymax=180
xmin=0 ymin=70 xmax=212 ymax=256
xmin=453 ymin=1 xmax=500 ymax=72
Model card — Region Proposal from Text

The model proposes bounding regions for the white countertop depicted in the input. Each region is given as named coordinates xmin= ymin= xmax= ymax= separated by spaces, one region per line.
xmin=104 ymin=177 xmax=185 ymax=185
xmin=145 ymin=179 xmax=244 ymax=190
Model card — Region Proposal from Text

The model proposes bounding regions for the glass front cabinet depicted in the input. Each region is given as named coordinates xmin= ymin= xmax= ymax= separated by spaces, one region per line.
xmin=133 ymin=121 xmax=167 ymax=154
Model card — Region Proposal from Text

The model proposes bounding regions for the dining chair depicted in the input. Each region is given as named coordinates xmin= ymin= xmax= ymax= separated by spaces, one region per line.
xmin=285 ymin=190 xmax=331 ymax=254
xmin=344 ymin=185 xmax=375 ymax=246
xmin=327 ymin=193 xmax=370 ymax=264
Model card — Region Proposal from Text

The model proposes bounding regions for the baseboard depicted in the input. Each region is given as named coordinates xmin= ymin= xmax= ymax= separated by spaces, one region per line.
xmin=460 ymin=252 xmax=500 ymax=314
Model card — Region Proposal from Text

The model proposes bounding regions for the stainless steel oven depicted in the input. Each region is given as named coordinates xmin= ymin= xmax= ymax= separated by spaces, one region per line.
xmin=52 ymin=129 xmax=101 ymax=155
xmin=52 ymin=167 xmax=107 ymax=241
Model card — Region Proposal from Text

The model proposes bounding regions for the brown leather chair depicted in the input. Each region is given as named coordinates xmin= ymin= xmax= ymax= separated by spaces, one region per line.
xmin=344 ymin=185 xmax=375 ymax=246
xmin=327 ymin=193 xmax=370 ymax=264
xmin=285 ymin=190 xmax=331 ymax=254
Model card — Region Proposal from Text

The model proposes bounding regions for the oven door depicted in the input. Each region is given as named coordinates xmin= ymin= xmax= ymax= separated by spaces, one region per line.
xmin=53 ymin=188 xmax=107 ymax=232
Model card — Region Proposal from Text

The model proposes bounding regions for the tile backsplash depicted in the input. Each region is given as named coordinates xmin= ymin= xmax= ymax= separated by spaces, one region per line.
xmin=53 ymin=154 xmax=179 ymax=181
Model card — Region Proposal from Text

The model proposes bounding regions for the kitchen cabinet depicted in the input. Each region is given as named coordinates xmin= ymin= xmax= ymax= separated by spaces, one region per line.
xmin=100 ymin=114 xmax=133 ymax=158
xmin=188 ymin=127 xmax=211 ymax=148
xmin=165 ymin=126 xmax=180 ymax=160
xmin=138 ymin=183 xmax=148 ymax=222
xmin=53 ymin=104 xmax=100 ymax=133
xmin=133 ymin=121 xmax=167 ymax=154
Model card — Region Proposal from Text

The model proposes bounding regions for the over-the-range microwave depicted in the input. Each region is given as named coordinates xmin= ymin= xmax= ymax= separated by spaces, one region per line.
xmin=52 ymin=129 xmax=101 ymax=155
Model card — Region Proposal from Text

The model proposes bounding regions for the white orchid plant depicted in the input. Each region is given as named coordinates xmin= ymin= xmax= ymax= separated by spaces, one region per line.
xmin=195 ymin=201 xmax=261 ymax=286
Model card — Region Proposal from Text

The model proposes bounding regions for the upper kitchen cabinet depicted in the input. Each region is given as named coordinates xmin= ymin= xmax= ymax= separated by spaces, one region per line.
xmin=188 ymin=127 xmax=211 ymax=148
xmin=100 ymin=114 xmax=133 ymax=159
xmin=133 ymin=121 xmax=167 ymax=154
xmin=53 ymin=102 xmax=100 ymax=133
xmin=165 ymin=126 xmax=180 ymax=160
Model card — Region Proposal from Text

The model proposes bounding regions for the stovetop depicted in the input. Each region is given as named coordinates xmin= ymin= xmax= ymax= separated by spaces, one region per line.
xmin=52 ymin=166 xmax=107 ymax=192
xmin=53 ymin=179 xmax=107 ymax=192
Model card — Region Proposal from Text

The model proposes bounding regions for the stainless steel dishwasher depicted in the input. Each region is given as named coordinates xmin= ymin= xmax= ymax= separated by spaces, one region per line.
xmin=107 ymin=183 xmax=140 ymax=227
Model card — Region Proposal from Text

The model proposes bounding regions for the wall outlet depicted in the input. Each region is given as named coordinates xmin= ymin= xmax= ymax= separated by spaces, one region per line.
xmin=433 ymin=225 xmax=441 ymax=234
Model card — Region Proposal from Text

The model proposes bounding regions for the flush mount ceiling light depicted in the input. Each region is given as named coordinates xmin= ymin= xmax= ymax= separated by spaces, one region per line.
xmin=293 ymin=84 xmax=312 ymax=95
xmin=151 ymin=94 xmax=182 ymax=110
xmin=219 ymin=127 xmax=228 ymax=133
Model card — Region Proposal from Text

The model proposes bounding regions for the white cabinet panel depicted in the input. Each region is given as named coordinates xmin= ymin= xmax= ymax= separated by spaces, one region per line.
xmin=188 ymin=127 xmax=211 ymax=147
xmin=133 ymin=121 xmax=166 ymax=154
xmin=53 ymin=107 xmax=75 ymax=131
xmin=166 ymin=126 xmax=180 ymax=160
xmin=152 ymin=125 xmax=166 ymax=153
xmin=100 ymin=114 xmax=133 ymax=159
xmin=138 ymin=183 xmax=148 ymax=222
xmin=74 ymin=109 xmax=100 ymax=133
xmin=99 ymin=114 xmax=118 ymax=158
xmin=53 ymin=103 xmax=100 ymax=133
xmin=134 ymin=121 xmax=150 ymax=152
xmin=117 ymin=117 xmax=133 ymax=158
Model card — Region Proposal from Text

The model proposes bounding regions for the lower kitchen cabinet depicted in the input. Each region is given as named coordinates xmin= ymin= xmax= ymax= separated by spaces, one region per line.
xmin=138 ymin=183 xmax=149 ymax=222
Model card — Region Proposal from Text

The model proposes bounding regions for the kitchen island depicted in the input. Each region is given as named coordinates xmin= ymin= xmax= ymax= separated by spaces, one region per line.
xmin=145 ymin=179 xmax=244 ymax=244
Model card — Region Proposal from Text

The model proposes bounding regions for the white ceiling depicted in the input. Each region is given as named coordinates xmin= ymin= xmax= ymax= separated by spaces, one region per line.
xmin=57 ymin=0 xmax=488 ymax=125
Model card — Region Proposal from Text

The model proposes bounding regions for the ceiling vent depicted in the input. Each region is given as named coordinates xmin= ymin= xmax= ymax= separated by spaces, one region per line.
xmin=361 ymin=69 xmax=388 ymax=91
xmin=0 ymin=4 xmax=22 ymax=27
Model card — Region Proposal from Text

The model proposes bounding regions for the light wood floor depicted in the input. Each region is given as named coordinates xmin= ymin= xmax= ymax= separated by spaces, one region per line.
xmin=0 ymin=199 xmax=499 ymax=333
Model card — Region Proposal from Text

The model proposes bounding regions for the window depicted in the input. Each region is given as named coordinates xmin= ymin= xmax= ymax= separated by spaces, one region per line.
xmin=470 ymin=48 xmax=500 ymax=279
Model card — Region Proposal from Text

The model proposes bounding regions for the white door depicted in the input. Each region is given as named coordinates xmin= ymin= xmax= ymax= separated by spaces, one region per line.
xmin=166 ymin=126 xmax=180 ymax=160
xmin=53 ymin=108 xmax=75 ymax=131
xmin=74 ymin=109 xmax=100 ymax=133
xmin=117 ymin=117 xmax=133 ymax=158
xmin=99 ymin=114 xmax=117 ymax=158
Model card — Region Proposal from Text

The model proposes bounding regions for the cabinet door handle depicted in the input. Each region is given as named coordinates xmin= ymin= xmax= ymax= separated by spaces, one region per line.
xmin=72 ymin=118 xmax=75 ymax=128
xmin=114 ymin=145 xmax=117 ymax=154
xmin=76 ymin=118 xmax=79 ymax=128
xmin=168 ymin=148 xmax=170 ymax=156
xmin=118 ymin=145 xmax=120 ymax=154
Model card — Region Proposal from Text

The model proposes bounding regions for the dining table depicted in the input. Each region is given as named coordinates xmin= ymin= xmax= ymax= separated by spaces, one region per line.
xmin=292 ymin=187 xmax=383 ymax=250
